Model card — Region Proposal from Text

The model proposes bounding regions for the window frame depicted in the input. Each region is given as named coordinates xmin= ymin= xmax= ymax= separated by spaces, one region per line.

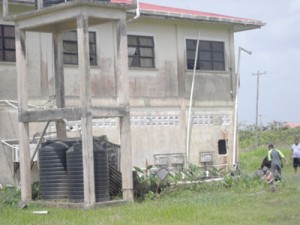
xmin=0 ymin=25 xmax=16 ymax=62
xmin=63 ymin=30 xmax=97 ymax=66
xmin=128 ymin=35 xmax=155 ymax=68
xmin=186 ymin=39 xmax=225 ymax=71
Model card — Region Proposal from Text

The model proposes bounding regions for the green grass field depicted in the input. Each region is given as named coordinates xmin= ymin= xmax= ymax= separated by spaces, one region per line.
xmin=1 ymin=147 xmax=300 ymax=225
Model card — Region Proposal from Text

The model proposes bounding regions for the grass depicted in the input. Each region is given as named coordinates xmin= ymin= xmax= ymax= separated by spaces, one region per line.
xmin=1 ymin=147 xmax=300 ymax=225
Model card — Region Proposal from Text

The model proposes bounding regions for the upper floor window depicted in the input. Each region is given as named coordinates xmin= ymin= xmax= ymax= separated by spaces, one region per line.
xmin=186 ymin=39 xmax=225 ymax=71
xmin=63 ymin=31 xmax=97 ymax=65
xmin=0 ymin=25 xmax=15 ymax=62
xmin=128 ymin=35 xmax=155 ymax=68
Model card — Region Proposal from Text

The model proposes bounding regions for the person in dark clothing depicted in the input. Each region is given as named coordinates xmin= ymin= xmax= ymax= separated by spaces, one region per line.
xmin=260 ymin=156 xmax=271 ymax=170
xmin=267 ymin=144 xmax=287 ymax=178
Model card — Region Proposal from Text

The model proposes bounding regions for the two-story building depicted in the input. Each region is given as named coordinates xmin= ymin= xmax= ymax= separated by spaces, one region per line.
xmin=0 ymin=0 xmax=264 ymax=202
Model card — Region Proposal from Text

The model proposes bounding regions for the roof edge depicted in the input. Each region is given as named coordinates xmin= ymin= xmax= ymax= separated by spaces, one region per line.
xmin=135 ymin=3 xmax=265 ymax=31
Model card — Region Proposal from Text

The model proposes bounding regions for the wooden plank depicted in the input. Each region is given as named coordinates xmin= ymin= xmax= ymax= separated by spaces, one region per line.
xmin=53 ymin=32 xmax=66 ymax=139
xmin=116 ymin=19 xmax=133 ymax=201
xmin=77 ymin=13 xmax=95 ymax=208
xmin=15 ymin=26 xmax=32 ymax=201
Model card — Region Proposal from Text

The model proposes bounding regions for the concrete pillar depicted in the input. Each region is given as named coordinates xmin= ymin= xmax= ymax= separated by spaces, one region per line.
xmin=53 ymin=32 xmax=67 ymax=139
xmin=116 ymin=19 xmax=133 ymax=201
xmin=3 ymin=0 xmax=8 ymax=18
xmin=37 ymin=0 xmax=43 ymax=10
xmin=15 ymin=26 xmax=32 ymax=201
xmin=77 ymin=13 xmax=95 ymax=208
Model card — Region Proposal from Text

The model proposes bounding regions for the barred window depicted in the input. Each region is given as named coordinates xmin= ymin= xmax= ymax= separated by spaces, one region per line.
xmin=63 ymin=31 xmax=97 ymax=65
xmin=0 ymin=25 xmax=15 ymax=62
xmin=186 ymin=39 xmax=225 ymax=71
xmin=128 ymin=35 xmax=155 ymax=68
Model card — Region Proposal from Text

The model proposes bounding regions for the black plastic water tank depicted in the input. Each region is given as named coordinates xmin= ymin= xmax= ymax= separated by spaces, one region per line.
xmin=39 ymin=141 xmax=69 ymax=200
xmin=94 ymin=144 xmax=110 ymax=202
xmin=66 ymin=142 xmax=110 ymax=202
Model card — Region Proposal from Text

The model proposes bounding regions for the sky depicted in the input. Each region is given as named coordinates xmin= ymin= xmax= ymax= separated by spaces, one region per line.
xmin=142 ymin=0 xmax=300 ymax=125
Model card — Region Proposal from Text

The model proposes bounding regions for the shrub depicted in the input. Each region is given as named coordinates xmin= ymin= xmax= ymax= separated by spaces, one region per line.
xmin=1 ymin=186 xmax=21 ymax=206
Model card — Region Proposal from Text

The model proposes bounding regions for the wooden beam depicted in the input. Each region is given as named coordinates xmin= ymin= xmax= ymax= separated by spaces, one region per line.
xmin=53 ymin=31 xmax=67 ymax=139
xmin=15 ymin=26 xmax=32 ymax=201
xmin=116 ymin=19 xmax=134 ymax=201
xmin=77 ymin=13 xmax=95 ymax=208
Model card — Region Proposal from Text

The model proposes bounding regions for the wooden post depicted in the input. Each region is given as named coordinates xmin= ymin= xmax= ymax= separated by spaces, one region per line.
xmin=15 ymin=26 xmax=32 ymax=201
xmin=77 ymin=13 xmax=95 ymax=208
xmin=53 ymin=32 xmax=67 ymax=139
xmin=116 ymin=19 xmax=133 ymax=201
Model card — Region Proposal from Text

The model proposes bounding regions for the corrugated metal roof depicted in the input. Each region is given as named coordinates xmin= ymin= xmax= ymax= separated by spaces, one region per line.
xmin=111 ymin=0 xmax=265 ymax=30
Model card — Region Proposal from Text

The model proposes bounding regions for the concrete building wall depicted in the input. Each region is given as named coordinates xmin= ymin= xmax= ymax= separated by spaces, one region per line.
xmin=0 ymin=109 xmax=19 ymax=185
xmin=0 ymin=7 xmax=237 ymax=185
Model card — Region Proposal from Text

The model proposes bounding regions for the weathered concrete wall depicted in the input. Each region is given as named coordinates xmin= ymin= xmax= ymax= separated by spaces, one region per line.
xmin=0 ymin=64 xmax=17 ymax=99
xmin=0 ymin=10 xmax=237 ymax=185
xmin=0 ymin=109 xmax=18 ymax=185
xmin=127 ymin=20 xmax=179 ymax=98
xmin=0 ymin=108 xmax=49 ymax=185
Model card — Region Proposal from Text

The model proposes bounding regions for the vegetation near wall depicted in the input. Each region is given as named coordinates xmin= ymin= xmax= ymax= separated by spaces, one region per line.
xmin=1 ymin=123 xmax=300 ymax=225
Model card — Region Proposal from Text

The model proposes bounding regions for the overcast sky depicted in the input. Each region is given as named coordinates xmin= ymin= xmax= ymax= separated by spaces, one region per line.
xmin=142 ymin=0 xmax=300 ymax=125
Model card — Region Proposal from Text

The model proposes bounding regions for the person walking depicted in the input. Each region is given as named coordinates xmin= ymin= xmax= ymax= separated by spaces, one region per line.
xmin=267 ymin=144 xmax=287 ymax=179
xmin=291 ymin=138 xmax=300 ymax=175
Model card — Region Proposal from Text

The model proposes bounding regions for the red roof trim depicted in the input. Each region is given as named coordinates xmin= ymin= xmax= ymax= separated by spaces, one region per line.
xmin=111 ymin=0 xmax=261 ymax=24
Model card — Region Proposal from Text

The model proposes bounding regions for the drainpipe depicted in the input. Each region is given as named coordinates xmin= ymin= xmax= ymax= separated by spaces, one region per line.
xmin=186 ymin=29 xmax=201 ymax=165
xmin=232 ymin=47 xmax=251 ymax=168
xmin=127 ymin=0 xmax=140 ymax=22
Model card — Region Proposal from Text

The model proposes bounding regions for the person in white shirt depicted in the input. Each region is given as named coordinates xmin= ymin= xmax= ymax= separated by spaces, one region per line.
xmin=291 ymin=138 xmax=300 ymax=175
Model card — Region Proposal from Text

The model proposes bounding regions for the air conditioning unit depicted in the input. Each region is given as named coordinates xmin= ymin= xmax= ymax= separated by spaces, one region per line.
xmin=12 ymin=144 xmax=38 ymax=163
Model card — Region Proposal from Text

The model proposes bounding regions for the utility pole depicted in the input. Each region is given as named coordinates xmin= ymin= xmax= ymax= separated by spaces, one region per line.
xmin=252 ymin=71 xmax=267 ymax=147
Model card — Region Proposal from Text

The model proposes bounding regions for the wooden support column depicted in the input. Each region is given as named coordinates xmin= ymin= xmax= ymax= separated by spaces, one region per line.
xmin=77 ymin=13 xmax=95 ymax=208
xmin=15 ymin=26 xmax=32 ymax=201
xmin=116 ymin=19 xmax=133 ymax=201
xmin=53 ymin=32 xmax=66 ymax=139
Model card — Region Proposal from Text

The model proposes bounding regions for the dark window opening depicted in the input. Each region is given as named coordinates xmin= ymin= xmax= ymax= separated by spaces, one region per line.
xmin=186 ymin=39 xmax=225 ymax=71
xmin=218 ymin=139 xmax=227 ymax=155
xmin=63 ymin=31 xmax=97 ymax=65
xmin=128 ymin=35 xmax=155 ymax=68
xmin=0 ymin=25 xmax=15 ymax=62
